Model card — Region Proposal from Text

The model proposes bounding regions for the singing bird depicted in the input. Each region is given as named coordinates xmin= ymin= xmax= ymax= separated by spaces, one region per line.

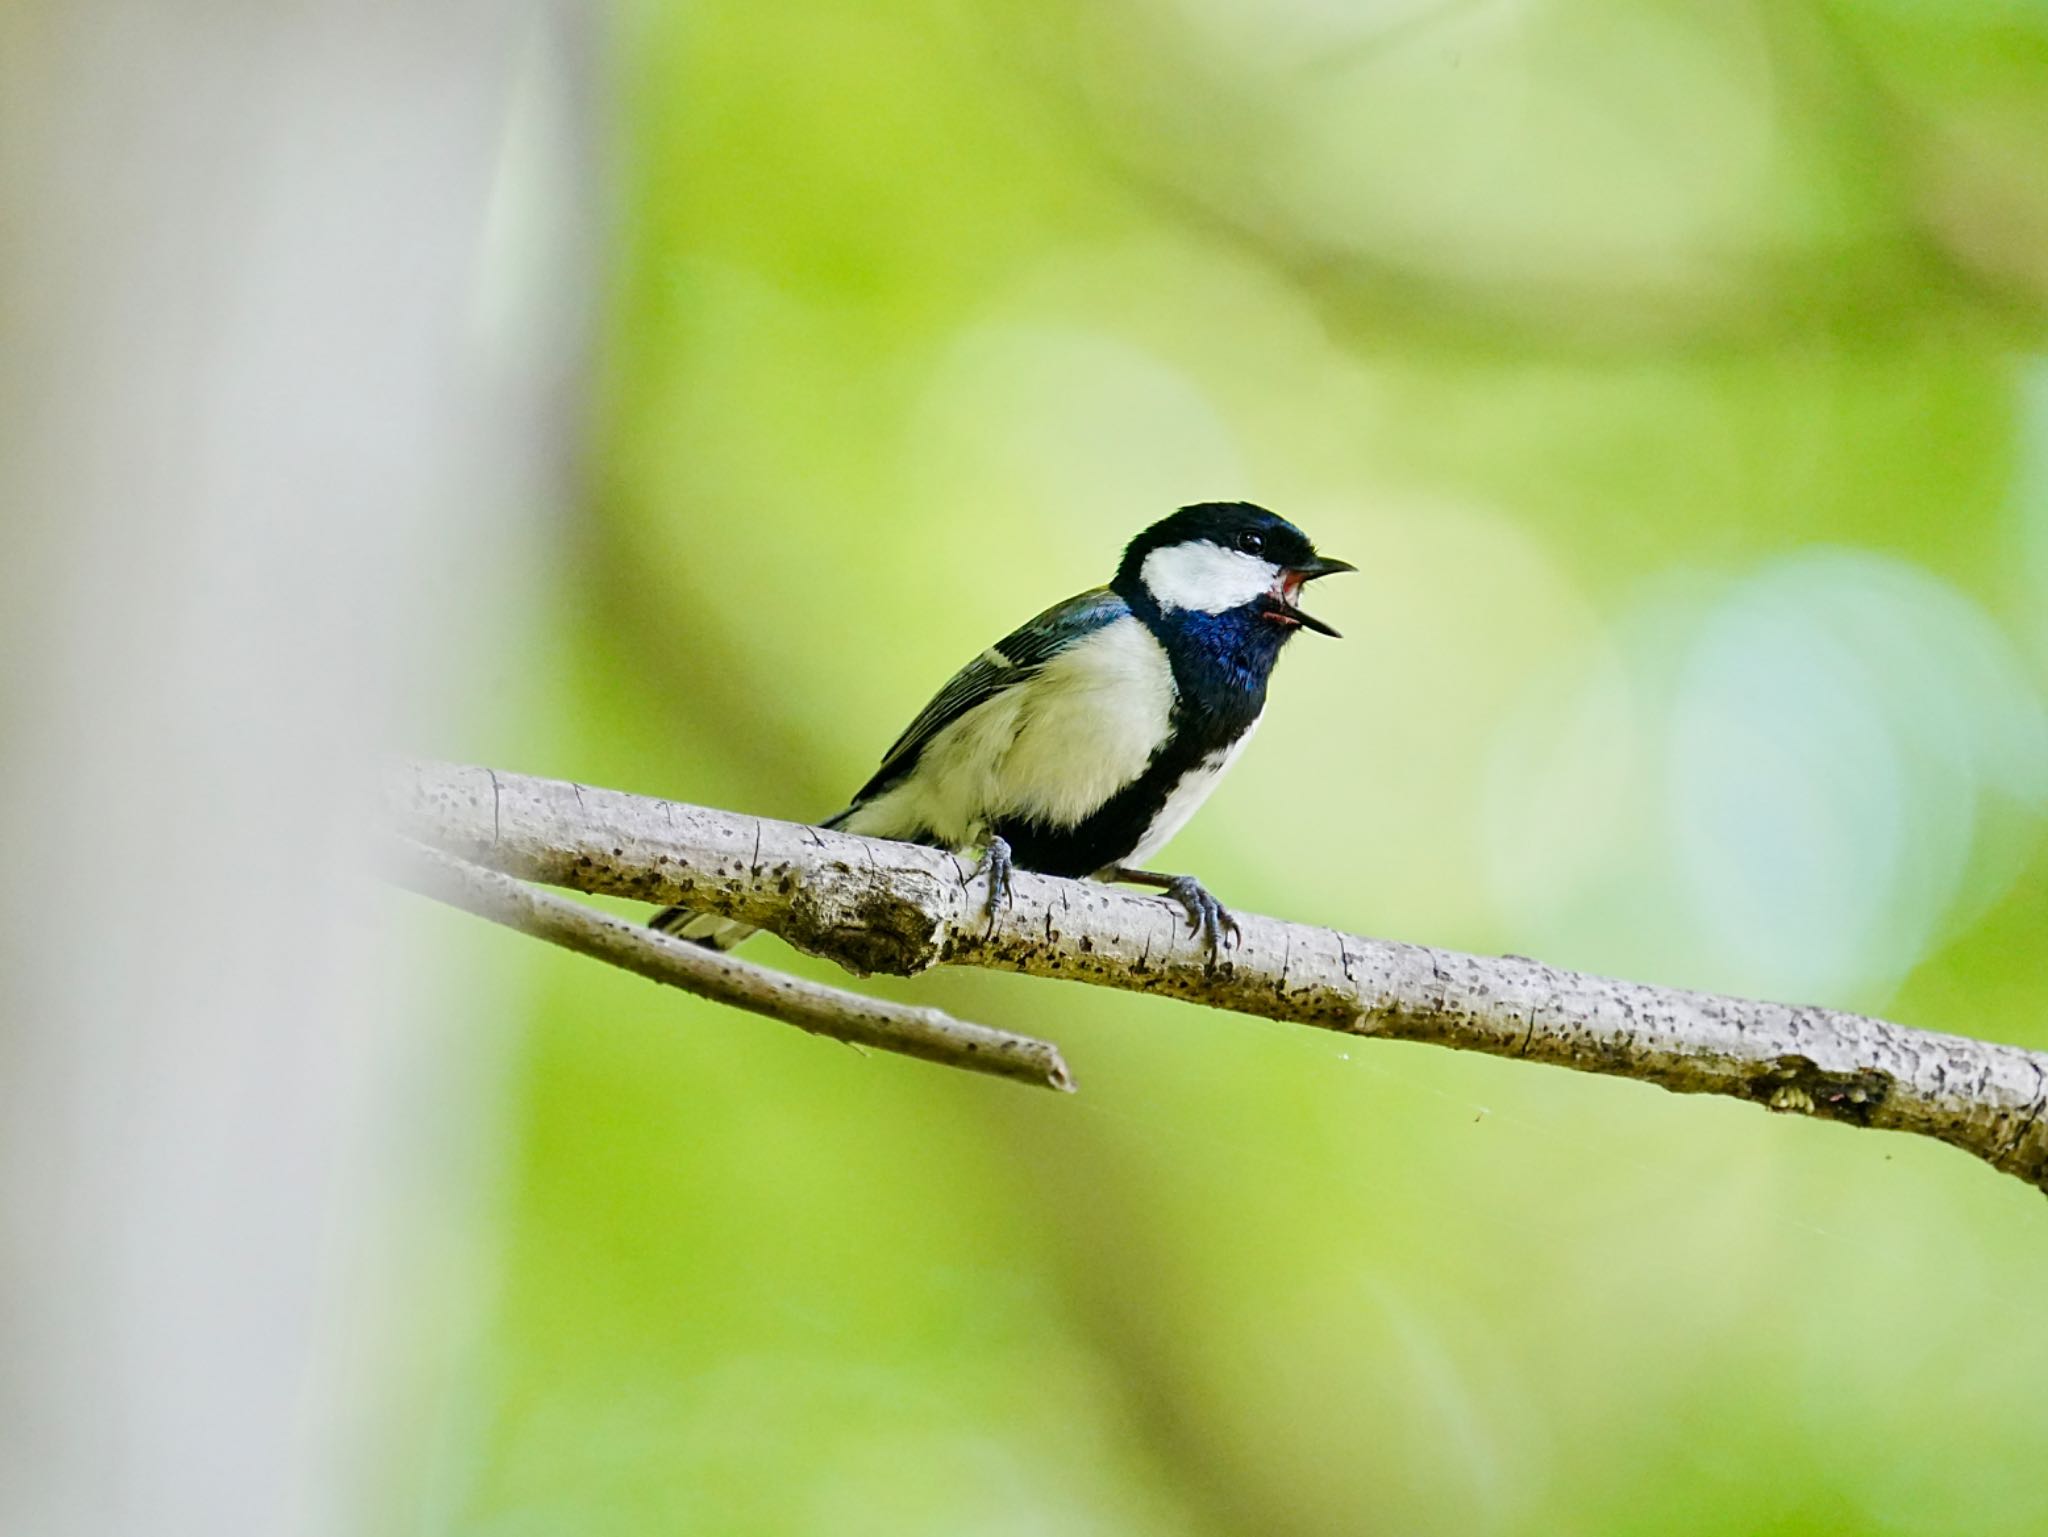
xmin=653 ymin=502 xmax=1353 ymax=952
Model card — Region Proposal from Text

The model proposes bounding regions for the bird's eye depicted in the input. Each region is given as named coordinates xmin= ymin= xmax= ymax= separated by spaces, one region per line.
xmin=1235 ymin=531 xmax=1265 ymax=555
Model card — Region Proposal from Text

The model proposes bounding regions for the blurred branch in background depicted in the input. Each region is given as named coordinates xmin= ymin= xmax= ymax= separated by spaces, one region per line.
xmin=1056 ymin=0 xmax=2048 ymax=350
xmin=390 ymin=836 xmax=1072 ymax=1089
xmin=391 ymin=761 xmax=2048 ymax=1199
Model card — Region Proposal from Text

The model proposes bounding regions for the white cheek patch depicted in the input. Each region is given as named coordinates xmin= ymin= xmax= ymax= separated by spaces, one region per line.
xmin=1140 ymin=541 xmax=1279 ymax=615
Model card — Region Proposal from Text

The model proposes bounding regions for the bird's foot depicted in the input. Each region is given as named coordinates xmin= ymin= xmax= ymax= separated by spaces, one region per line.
xmin=1165 ymin=874 xmax=1241 ymax=960
xmin=975 ymin=834 xmax=1014 ymax=922
xmin=1114 ymin=866 xmax=1240 ymax=963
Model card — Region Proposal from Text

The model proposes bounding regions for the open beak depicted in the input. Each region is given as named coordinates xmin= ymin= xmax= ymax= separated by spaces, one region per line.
xmin=1268 ymin=555 xmax=1356 ymax=638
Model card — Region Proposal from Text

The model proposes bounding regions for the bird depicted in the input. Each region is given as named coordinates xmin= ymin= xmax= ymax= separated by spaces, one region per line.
xmin=652 ymin=501 xmax=1353 ymax=955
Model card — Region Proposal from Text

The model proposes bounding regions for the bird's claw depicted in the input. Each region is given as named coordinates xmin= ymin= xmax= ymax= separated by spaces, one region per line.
xmin=976 ymin=835 xmax=1014 ymax=921
xmin=1165 ymin=874 xmax=1240 ymax=962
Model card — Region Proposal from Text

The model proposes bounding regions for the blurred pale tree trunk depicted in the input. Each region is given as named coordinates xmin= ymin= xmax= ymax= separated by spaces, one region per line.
xmin=0 ymin=3 xmax=592 ymax=1534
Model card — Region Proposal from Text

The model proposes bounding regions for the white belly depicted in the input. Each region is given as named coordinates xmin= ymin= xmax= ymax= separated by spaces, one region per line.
xmin=1126 ymin=719 xmax=1258 ymax=866
xmin=848 ymin=615 xmax=1178 ymax=847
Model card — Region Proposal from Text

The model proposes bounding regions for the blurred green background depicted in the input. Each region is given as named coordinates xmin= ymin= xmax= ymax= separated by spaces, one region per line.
xmin=431 ymin=1 xmax=2048 ymax=1531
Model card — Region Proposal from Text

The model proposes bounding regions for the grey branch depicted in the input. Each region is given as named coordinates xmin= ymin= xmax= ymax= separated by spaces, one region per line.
xmin=387 ymin=760 xmax=2048 ymax=1196
xmin=388 ymin=835 xmax=1072 ymax=1092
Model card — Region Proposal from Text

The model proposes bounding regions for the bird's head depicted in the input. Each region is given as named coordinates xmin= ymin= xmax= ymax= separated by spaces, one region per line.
xmin=1114 ymin=502 xmax=1355 ymax=638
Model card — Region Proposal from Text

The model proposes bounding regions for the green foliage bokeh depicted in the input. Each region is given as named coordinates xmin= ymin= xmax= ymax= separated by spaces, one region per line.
xmin=444 ymin=3 xmax=2048 ymax=1531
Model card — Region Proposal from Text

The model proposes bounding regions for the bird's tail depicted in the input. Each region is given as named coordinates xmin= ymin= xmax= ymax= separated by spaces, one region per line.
xmin=648 ymin=805 xmax=858 ymax=951
xmin=649 ymin=905 xmax=757 ymax=952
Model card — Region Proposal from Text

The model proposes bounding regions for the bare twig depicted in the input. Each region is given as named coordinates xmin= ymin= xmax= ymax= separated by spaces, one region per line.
xmin=388 ymin=835 xmax=1073 ymax=1092
xmin=386 ymin=760 xmax=2048 ymax=1196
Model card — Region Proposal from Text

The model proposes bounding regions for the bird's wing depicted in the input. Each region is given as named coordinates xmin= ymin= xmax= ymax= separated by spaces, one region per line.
xmin=851 ymin=586 xmax=1130 ymax=803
